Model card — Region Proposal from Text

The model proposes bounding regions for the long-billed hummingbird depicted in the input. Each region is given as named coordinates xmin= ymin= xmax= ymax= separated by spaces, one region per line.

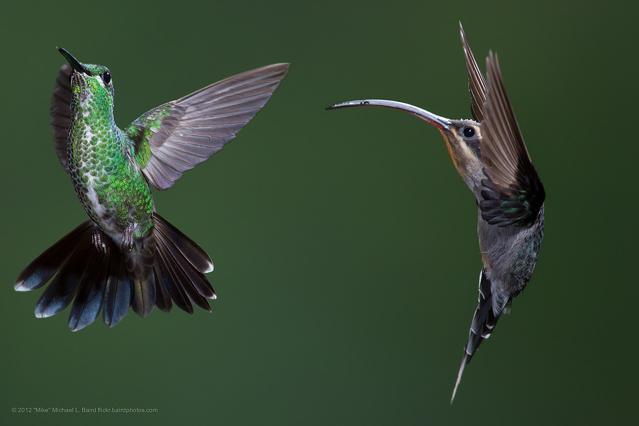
xmin=327 ymin=24 xmax=545 ymax=402
xmin=15 ymin=48 xmax=288 ymax=331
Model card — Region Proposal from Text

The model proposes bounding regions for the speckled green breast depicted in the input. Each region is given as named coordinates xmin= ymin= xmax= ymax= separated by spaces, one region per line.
xmin=67 ymin=84 xmax=154 ymax=241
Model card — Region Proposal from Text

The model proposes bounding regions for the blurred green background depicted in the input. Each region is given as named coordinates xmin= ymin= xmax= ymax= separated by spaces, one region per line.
xmin=1 ymin=0 xmax=637 ymax=425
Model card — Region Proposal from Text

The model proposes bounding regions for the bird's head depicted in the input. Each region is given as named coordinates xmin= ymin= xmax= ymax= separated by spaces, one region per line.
xmin=327 ymin=99 xmax=483 ymax=179
xmin=58 ymin=47 xmax=114 ymax=115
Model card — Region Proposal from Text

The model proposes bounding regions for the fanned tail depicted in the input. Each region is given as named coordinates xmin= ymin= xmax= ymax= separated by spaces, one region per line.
xmin=152 ymin=212 xmax=216 ymax=315
xmin=450 ymin=269 xmax=503 ymax=403
xmin=15 ymin=213 xmax=215 ymax=331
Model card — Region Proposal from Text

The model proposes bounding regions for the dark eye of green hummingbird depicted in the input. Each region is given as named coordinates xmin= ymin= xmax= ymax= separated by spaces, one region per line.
xmin=101 ymin=71 xmax=111 ymax=85
xmin=463 ymin=126 xmax=475 ymax=138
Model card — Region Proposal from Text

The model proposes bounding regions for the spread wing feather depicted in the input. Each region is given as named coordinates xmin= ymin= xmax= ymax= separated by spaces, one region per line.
xmin=460 ymin=23 xmax=487 ymax=121
xmin=479 ymin=52 xmax=544 ymax=227
xmin=126 ymin=63 xmax=289 ymax=189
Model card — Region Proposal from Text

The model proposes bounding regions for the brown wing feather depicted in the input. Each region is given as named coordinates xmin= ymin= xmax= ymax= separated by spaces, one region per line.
xmin=479 ymin=52 xmax=544 ymax=227
xmin=50 ymin=64 xmax=73 ymax=171
xmin=460 ymin=23 xmax=487 ymax=121
xmin=481 ymin=52 xmax=532 ymax=189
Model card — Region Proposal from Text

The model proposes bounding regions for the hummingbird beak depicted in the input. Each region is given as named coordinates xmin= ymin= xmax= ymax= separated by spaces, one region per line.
xmin=327 ymin=99 xmax=451 ymax=131
xmin=57 ymin=47 xmax=89 ymax=74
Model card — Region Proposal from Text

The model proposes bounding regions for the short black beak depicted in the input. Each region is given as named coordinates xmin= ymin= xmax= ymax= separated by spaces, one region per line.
xmin=327 ymin=99 xmax=451 ymax=131
xmin=57 ymin=47 xmax=89 ymax=74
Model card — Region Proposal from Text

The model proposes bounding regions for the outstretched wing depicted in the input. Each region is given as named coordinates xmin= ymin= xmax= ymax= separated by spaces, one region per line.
xmin=479 ymin=52 xmax=545 ymax=227
xmin=50 ymin=64 xmax=73 ymax=171
xmin=126 ymin=63 xmax=289 ymax=190
xmin=459 ymin=23 xmax=487 ymax=121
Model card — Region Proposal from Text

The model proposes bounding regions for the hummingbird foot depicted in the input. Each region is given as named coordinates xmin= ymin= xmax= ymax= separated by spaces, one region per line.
xmin=121 ymin=224 xmax=136 ymax=252
xmin=91 ymin=230 xmax=108 ymax=254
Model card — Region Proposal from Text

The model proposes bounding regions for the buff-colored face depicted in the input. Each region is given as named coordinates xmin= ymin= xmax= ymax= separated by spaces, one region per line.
xmin=439 ymin=120 xmax=483 ymax=188
xmin=441 ymin=119 xmax=481 ymax=164
xmin=436 ymin=119 xmax=484 ymax=187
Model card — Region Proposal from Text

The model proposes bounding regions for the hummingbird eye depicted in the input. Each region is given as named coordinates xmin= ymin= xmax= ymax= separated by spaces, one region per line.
xmin=462 ymin=126 xmax=475 ymax=138
xmin=101 ymin=71 xmax=112 ymax=85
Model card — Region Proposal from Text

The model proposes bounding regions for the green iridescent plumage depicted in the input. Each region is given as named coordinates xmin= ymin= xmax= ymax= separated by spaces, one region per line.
xmin=67 ymin=67 xmax=154 ymax=238
xmin=126 ymin=105 xmax=172 ymax=168
xmin=15 ymin=48 xmax=289 ymax=331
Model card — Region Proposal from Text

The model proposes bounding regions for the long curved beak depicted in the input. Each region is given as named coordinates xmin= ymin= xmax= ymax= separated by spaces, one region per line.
xmin=327 ymin=99 xmax=451 ymax=130
xmin=57 ymin=47 xmax=89 ymax=74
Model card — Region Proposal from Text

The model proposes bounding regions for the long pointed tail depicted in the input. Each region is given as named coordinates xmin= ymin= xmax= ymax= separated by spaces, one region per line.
xmin=450 ymin=269 xmax=503 ymax=403
xmin=451 ymin=353 xmax=468 ymax=404
xmin=15 ymin=213 xmax=215 ymax=331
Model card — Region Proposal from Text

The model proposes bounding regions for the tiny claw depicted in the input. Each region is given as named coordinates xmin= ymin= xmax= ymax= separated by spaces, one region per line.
xmin=91 ymin=230 xmax=108 ymax=254
xmin=121 ymin=225 xmax=136 ymax=252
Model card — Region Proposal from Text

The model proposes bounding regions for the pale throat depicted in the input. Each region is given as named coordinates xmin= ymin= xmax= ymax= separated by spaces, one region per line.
xmin=444 ymin=137 xmax=484 ymax=193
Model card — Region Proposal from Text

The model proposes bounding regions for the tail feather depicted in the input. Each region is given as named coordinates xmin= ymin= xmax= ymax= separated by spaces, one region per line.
xmin=34 ymin=235 xmax=92 ymax=319
xmin=155 ymin=226 xmax=216 ymax=299
xmin=153 ymin=268 xmax=173 ymax=312
xmin=129 ymin=233 xmax=157 ymax=317
xmin=15 ymin=221 xmax=93 ymax=292
xmin=156 ymin=234 xmax=211 ymax=312
xmin=450 ymin=269 xmax=503 ymax=403
xmin=131 ymin=274 xmax=156 ymax=317
xmin=451 ymin=354 xmax=468 ymax=404
xmin=103 ymin=252 xmax=132 ymax=327
xmin=16 ymin=214 xmax=215 ymax=330
xmin=467 ymin=270 xmax=501 ymax=357
xmin=154 ymin=212 xmax=214 ymax=273
xmin=154 ymin=247 xmax=193 ymax=313
xmin=69 ymin=249 xmax=109 ymax=332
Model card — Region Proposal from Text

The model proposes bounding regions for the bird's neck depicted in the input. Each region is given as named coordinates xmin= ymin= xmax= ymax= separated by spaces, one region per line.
xmin=444 ymin=140 xmax=485 ymax=195
xmin=71 ymin=87 xmax=115 ymax=130
xmin=68 ymin=93 xmax=122 ymax=167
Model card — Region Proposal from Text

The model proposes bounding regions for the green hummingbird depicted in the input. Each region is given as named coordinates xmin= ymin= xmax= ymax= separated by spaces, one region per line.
xmin=15 ymin=48 xmax=288 ymax=331
xmin=328 ymin=24 xmax=545 ymax=402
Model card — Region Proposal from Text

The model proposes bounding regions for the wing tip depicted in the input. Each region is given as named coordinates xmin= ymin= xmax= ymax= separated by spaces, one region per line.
xmin=486 ymin=50 xmax=499 ymax=72
xmin=250 ymin=62 xmax=290 ymax=78
xmin=269 ymin=62 xmax=290 ymax=69
xmin=459 ymin=22 xmax=473 ymax=56
xmin=459 ymin=21 xmax=466 ymax=41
